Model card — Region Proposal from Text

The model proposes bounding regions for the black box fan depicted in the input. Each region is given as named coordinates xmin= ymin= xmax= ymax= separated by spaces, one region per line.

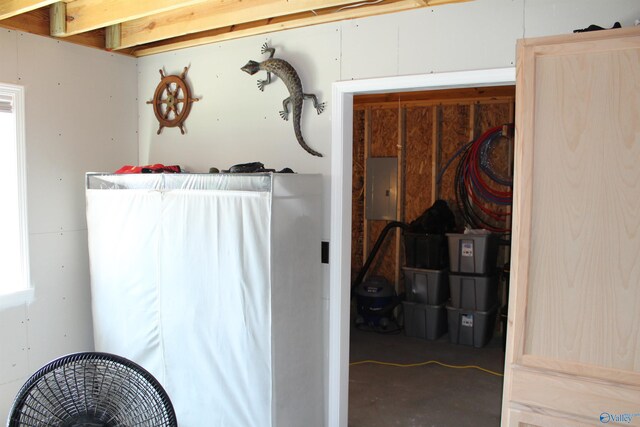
xmin=7 ymin=352 xmax=177 ymax=427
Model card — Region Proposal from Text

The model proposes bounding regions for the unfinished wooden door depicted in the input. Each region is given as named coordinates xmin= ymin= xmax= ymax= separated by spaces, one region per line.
xmin=502 ymin=27 xmax=640 ymax=426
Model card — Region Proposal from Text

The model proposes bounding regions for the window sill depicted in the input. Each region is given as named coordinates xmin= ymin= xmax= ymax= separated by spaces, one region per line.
xmin=0 ymin=288 xmax=34 ymax=311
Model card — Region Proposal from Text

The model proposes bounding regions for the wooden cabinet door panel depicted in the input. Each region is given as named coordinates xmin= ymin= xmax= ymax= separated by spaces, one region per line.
xmin=503 ymin=27 xmax=640 ymax=427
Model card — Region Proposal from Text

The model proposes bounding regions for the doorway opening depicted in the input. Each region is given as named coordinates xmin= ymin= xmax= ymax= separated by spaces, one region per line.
xmin=348 ymin=85 xmax=514 ymax=426
xmin=328 ymin=68 xmax=516 ymax=427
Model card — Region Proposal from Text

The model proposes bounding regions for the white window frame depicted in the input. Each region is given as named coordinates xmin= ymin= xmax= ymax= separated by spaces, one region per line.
xmin=0 ymin=83 xmax=32 ymax=309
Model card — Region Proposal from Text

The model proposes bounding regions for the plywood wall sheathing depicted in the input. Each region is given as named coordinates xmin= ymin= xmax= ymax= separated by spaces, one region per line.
xmin=366 ymin=222 xmax=397 ymax=284
xmin=395 ymin=107 xmax=406 ymax=292
xmin=362 ymin=108 xmax=372 ymax=265
xmin=351 ymin=86 xmax=515 ymax=286
xmin=438 ymin=104 xmax=472 ymax=230
xmin=370 ymin=109 xmax=399 ymax=157
xmin=432 ymin=106 xmax=441 ymax=204
xmin=474 ymin=102 xmax=513 ymax=235
xmin=351 ymin=109 xmax=365 ymax=278
xmin=405 ymin=106 xmax=435 ymax=223
xmin=365 ymin=107 xmax=399 ymax=285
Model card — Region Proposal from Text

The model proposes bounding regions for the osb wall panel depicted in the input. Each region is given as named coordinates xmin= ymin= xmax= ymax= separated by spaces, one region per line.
xmin=351 ymin=95 xmax=514 ymax=286
xmin=438 ymin=104 xmax=472 ymax=231
xmin=366 ymin=221 xmax=397 ymax=282
xmin=352 ymin=109 xmax=366 ymax=277
xmin=474 ymin=102 xmax=514 ymax=232
xmin=405 ymin=106 xmax=435 ymax=223
xmin=370 ymin=108 xmax=399 ymax=157
xmin=365 ymin=107 xmax=399 ymax=283
xmin=475 ymin=102 xmax=512 ymax=137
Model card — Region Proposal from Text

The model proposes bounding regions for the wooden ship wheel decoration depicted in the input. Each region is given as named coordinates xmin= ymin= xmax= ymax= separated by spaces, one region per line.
xmin=147 ymin=66 xmax=200 ymax=135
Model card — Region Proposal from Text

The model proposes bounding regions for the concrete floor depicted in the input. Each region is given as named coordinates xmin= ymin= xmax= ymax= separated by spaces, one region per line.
xmin=348 ymin=323 xmax=505 ymax=427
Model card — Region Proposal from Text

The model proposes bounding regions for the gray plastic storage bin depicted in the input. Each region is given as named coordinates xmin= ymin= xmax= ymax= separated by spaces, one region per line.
xmin=403 ymin=301 xmax=447 ymax=340
xmin=446 ymin=304 xmax=498 ymax=348
xmin=447 ymin=233 xmax=499 ymax=275
xmin=448 ymin=274 xmax=498 ymax=311
xmin=403 ymin=267 xmax=449 ymax=305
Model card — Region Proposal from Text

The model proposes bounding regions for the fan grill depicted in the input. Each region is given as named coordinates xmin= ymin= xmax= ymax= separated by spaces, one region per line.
xmin=8 ymin=352 xmax=177 ymax=427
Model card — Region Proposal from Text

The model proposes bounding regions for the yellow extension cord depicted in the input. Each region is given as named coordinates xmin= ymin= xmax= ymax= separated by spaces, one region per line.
xmin=349 ymin=359 xmax=504 ymax=377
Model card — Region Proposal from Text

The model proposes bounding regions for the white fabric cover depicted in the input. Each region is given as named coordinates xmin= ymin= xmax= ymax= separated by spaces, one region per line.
xmin=0 ymin=94 xmax=12 ymax=113
xmin=85 ymin=173 xmax=323 ymax=427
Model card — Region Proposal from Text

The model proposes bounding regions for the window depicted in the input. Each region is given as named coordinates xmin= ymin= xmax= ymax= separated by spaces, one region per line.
xmin=0 ymin=83 xmax=31 ymax=306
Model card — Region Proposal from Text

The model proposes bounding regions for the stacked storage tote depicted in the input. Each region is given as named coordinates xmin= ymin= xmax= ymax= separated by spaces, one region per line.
xmin=446 ymin=233 xmax=499 ymax=348
xmin=402 ymin=233 xmax=449 ymax=340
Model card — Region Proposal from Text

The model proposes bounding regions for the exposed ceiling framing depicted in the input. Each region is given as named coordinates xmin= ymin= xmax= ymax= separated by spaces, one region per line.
xmin=0 ymin=0 xmax=470 ymax=57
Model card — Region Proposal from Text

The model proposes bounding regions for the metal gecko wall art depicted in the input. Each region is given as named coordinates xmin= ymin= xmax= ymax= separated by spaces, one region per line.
xmin=241 ymin=43 xmax=325 ymax=157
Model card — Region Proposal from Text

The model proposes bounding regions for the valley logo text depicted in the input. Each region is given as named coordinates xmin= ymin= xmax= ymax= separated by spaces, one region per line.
xmin=600 ymin=412 xmax=640 ymax=424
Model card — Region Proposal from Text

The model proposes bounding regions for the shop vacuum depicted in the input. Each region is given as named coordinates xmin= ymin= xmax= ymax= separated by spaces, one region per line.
xmin=352 ymin=200 xmax=456 ymax=330
xmin=354 ymin=276 xmax=398 ymax=328
xmin=352 ymin=221 xmax=407 ymax=329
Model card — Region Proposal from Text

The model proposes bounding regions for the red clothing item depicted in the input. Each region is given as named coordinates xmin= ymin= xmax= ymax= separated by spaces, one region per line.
xmin=115 ymin=164 xmax=181 ymax=174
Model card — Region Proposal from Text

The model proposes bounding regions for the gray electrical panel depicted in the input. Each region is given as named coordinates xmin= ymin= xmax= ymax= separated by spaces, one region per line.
xmin=366 ymin=157 xmax=398 ymax=220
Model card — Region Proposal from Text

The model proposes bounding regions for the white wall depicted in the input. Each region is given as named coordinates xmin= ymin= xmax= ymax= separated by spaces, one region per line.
xmin=138 ymin=0 xmax=640 ymax=230
xmin=137 ymin=0 xmax=640 ymax=425
xmin=0 ymin=0 xmax=637 ymax=424
xmin=0 ymin=30 xmax=138 ymax=421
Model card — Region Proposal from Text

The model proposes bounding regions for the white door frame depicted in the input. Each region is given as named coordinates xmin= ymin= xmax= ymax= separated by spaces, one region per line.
xmin=328 ymin=67 xmax=516 ymax=427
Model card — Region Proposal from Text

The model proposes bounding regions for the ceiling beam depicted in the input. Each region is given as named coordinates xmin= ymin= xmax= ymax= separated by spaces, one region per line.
xmin=0 ymin=0 xmax=61 ymax=21
xmin=105 ymin=23 xmax=120 ymax=50
xmin=49 ymin=2 xmax=65 ymax=36
xmin=132 ymin=0 xmax=470 ymax=57
xmin=0 ymin=0 xmax=472 ymax=57
xmin=60 ymin=0 xmax=211 ymax=37
xmin=117 ymin=0 xmax=368 ymax=50
xmin=0 ymin=8 xmax=136 ymax=55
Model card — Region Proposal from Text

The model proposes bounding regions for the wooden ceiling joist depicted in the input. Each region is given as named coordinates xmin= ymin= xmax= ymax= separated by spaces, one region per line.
xmin=116 ymin=0 xmax=368 ymax=50
xmin=49 ymin=2 xmax=65 ymax=36
xmin=105 ymin=23 xmax=120 ymax=50
xmin=0 ymin=0 xmax=472 ymax=56
xmin=132 ymin=0 xmax=469 ymax=56
xmin=0 ymin=0 xmax=61 ymax=21
xmin=0 ymin=8 xmax=136 ymax=54
xmin=61 ymin=0 xmax=212 ymax=37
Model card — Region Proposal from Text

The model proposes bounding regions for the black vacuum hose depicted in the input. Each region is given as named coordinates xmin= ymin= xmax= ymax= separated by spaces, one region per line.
xmin=351 ymin=221 xmax=408 ymax=291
